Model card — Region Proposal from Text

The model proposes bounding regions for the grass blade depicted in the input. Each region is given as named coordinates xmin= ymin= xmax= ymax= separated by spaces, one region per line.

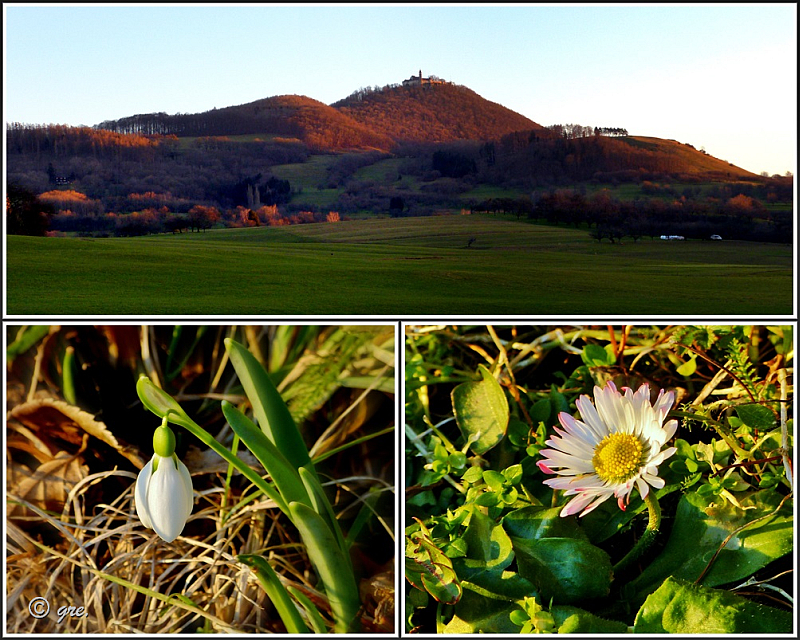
xmin=289 ymin=501 xmax=362 ymax=633
xmin=298 ymin=466 xmax=351 ymax=565
xmin=221 ymin=400 xmax=311 ymax=509
xmin=287 ymin=585 xmax=329 ymax=634
xmin=237 ymin=554 xmax=309 ymax=634
xmin=225 ymin=338 xmax=312 ymax=473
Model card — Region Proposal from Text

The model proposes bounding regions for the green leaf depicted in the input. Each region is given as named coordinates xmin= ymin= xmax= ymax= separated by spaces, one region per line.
xmin=735 ymin=403 xmax=776 ymax=431
xmin=286 ymin=585 xmax=329 ymax=634
xmin=626 ymin=490 xmax=793 ymax=607
xmin=502 ymin=464 xmax=523 ymax=485
xmin=551 ymin=605 xmax=629 ymax=634
xmin=461 ymin=571 xmax=536 ymax=601
xmin=237 ymin=555 xmax=309 ymax=634
xmin=511 ymin=536 xmax=612 ymax=604
xmin=502 ymin=505 xmax=588 ymax=541
xmin=221 ymin=401 xmax=311 ymax=509
xmin=297 ymin=466 xmax=350 ymax=562
xmin=634 ymin=576 xmax=792 ymax=633
xmin=581 ymin=343 xmax=616 ymax=367
xmin=452 ymin=365 xmax=509 ymax=455
xmin=62 ymin=346 xmax=77 ymax=405
xmin=452 ymin=507 xmax=514 ymax=581
xmin=289 ymin=501 xmax=362 ymax=633
xmin=676 ymin=354 xmax=697 ymax=376
xmin=529 ymin=398 xmax=551 ymax=425
xmin=442 ymin=585 xmax=523 ymax=634
xmin=225 ymin=338 xmax=312 ymax=473
xmin=449 ymin=451 xmax=467 ymax=470
xmin=6 ymin=325 xmax=50 ymax=362
xmin=406 ymin=538 xmax=462 ymax=605
xmin=482 ymin=470 xmax=505 ymax=492
xmin=462 ymin=466 xmax=483 ymax=484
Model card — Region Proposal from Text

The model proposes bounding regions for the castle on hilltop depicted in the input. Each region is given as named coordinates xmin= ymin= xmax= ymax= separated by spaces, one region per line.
xmin=402 ymin=70 xmax=448 ymax=87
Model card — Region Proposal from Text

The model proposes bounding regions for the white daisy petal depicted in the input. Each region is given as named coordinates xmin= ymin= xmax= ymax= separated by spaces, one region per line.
xmin=574 ymin=395 xmax=609 ymax=441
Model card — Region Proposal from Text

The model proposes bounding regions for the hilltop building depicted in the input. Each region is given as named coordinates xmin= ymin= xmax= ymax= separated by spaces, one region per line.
xmin=402 ymin=70 xmax=448 ymax=87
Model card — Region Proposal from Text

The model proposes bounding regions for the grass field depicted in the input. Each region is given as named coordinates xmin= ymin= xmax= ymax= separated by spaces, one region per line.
xmin=5 ymin=216 xmax=794 ymax=315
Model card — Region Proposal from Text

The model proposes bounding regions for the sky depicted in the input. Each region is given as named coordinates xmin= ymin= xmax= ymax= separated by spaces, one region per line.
xmin=3 ymin=3 xmax=797 ymax=176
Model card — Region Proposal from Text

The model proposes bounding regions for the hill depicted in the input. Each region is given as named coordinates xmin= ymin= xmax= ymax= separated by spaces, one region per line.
xmin=93 ymin=82 xmax=540 ymax=151
xmin=488 ymin=129 xmax=760 ymax=183
xmin=95 ymin=95 xmax=395 ymax=152
xmin=88 ymin=79 xmax=760 ymax=180
xmin=331 ymin=82 xmax=542 ymax=144
xmin=8 ymin=75 xmax=789 ymax=230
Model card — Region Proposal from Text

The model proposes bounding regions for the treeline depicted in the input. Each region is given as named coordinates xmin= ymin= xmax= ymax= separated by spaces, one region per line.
xmin=545 ymin=124 xmax=629 ymax=139
xmin=474 ymin=188 xmax=790 ymax=243
xmin=6 ymin=182 xmax=343 ymax=237
xmin=7 ymin=123 xmax=162 ymax=159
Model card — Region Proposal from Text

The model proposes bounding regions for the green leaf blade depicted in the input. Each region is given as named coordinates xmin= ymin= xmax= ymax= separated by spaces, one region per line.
xmin=225 ymin=338 xmax=312 ymax=472
xmin=237 ymin=554 xmax=310 ymax=634
xmin=634 ymin=576 xmax=792 ymax=633
xmin=289 ymin=501 xmax=362 ymax=633
xmin=452 ymin=365 xmax=509 ymax=455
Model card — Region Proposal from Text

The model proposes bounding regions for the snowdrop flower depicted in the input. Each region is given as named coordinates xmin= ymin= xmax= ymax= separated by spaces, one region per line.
xmin=135 ymin=419 xmax=193 ymax=542
xmin=537 ymin=381 xmax=677 ymax=517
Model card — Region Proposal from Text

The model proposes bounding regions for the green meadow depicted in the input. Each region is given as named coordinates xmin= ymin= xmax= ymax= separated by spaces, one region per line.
xmin=5 ymin=216 xmax=793 ymax=315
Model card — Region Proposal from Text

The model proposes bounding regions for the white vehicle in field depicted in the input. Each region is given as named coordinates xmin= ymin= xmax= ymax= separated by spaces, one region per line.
xmin=710 ymin=234 xmax=722 ymax=240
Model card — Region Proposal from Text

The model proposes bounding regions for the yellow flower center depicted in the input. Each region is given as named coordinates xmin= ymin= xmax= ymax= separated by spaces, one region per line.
xmin=592 ymin=433 xmax=645 ymax=483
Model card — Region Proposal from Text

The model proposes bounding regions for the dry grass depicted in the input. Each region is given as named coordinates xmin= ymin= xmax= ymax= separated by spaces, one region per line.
xmin=7 ymin=463 xmax=394 ymax=633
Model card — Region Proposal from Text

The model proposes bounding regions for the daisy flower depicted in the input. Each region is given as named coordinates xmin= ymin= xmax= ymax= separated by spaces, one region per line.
xmin=537 ymin=381 xmax=677 ymax=517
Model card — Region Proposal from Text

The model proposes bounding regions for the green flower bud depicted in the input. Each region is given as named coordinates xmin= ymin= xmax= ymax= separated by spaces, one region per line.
xmin=153 ymin=419 xmax=176 ymax=459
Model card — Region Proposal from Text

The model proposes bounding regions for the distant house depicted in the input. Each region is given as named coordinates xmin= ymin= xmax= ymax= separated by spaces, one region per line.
xmin=402 ymin=70 xmax=448 ymax=87
xmin=660 ymin=235 xmax=685 ymax=240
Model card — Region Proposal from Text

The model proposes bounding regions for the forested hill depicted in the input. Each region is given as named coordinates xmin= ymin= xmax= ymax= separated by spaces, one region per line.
xmin=92 ymin=82 xmax=541 ymax=151
xmin=331 ymin=83 xmax=542 ymax=144
xmin=95 ymin=95 xmax=395 ymax=152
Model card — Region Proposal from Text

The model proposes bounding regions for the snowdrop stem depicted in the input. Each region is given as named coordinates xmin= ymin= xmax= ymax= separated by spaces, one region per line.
xmin=613 ymin=490 xmax=661 ymax=576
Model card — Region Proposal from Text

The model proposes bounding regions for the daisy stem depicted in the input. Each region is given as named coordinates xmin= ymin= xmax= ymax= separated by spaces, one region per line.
xmin=612 ymin=491 xmax=661 ymax=575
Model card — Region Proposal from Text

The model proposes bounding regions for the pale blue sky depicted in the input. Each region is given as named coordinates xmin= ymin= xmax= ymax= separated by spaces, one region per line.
xmin=3 ymin=3 xmax=797 ymax=175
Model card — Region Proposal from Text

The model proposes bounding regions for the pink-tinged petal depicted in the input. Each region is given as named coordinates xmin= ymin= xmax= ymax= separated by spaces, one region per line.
xmin=579 ymin=491 xmax=614 ymax=516
xmin=537 ymin=460 xmax=556 ymax=475
xmin=538 ymin=451 xmax=595 ymax=474
xmin=546 ymin=430 xmax=596 ymax=458
xmin=653 ymin=389 xmax=675 ymax=420
xmin=560 ymin=491 xmax=596 ymax=517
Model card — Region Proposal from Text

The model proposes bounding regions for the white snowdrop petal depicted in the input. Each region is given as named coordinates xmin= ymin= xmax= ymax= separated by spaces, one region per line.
xmin=142 ymin=455 xmax=193 ymax=543
xmin=135 ymin=458 xmax=155 ymax=530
